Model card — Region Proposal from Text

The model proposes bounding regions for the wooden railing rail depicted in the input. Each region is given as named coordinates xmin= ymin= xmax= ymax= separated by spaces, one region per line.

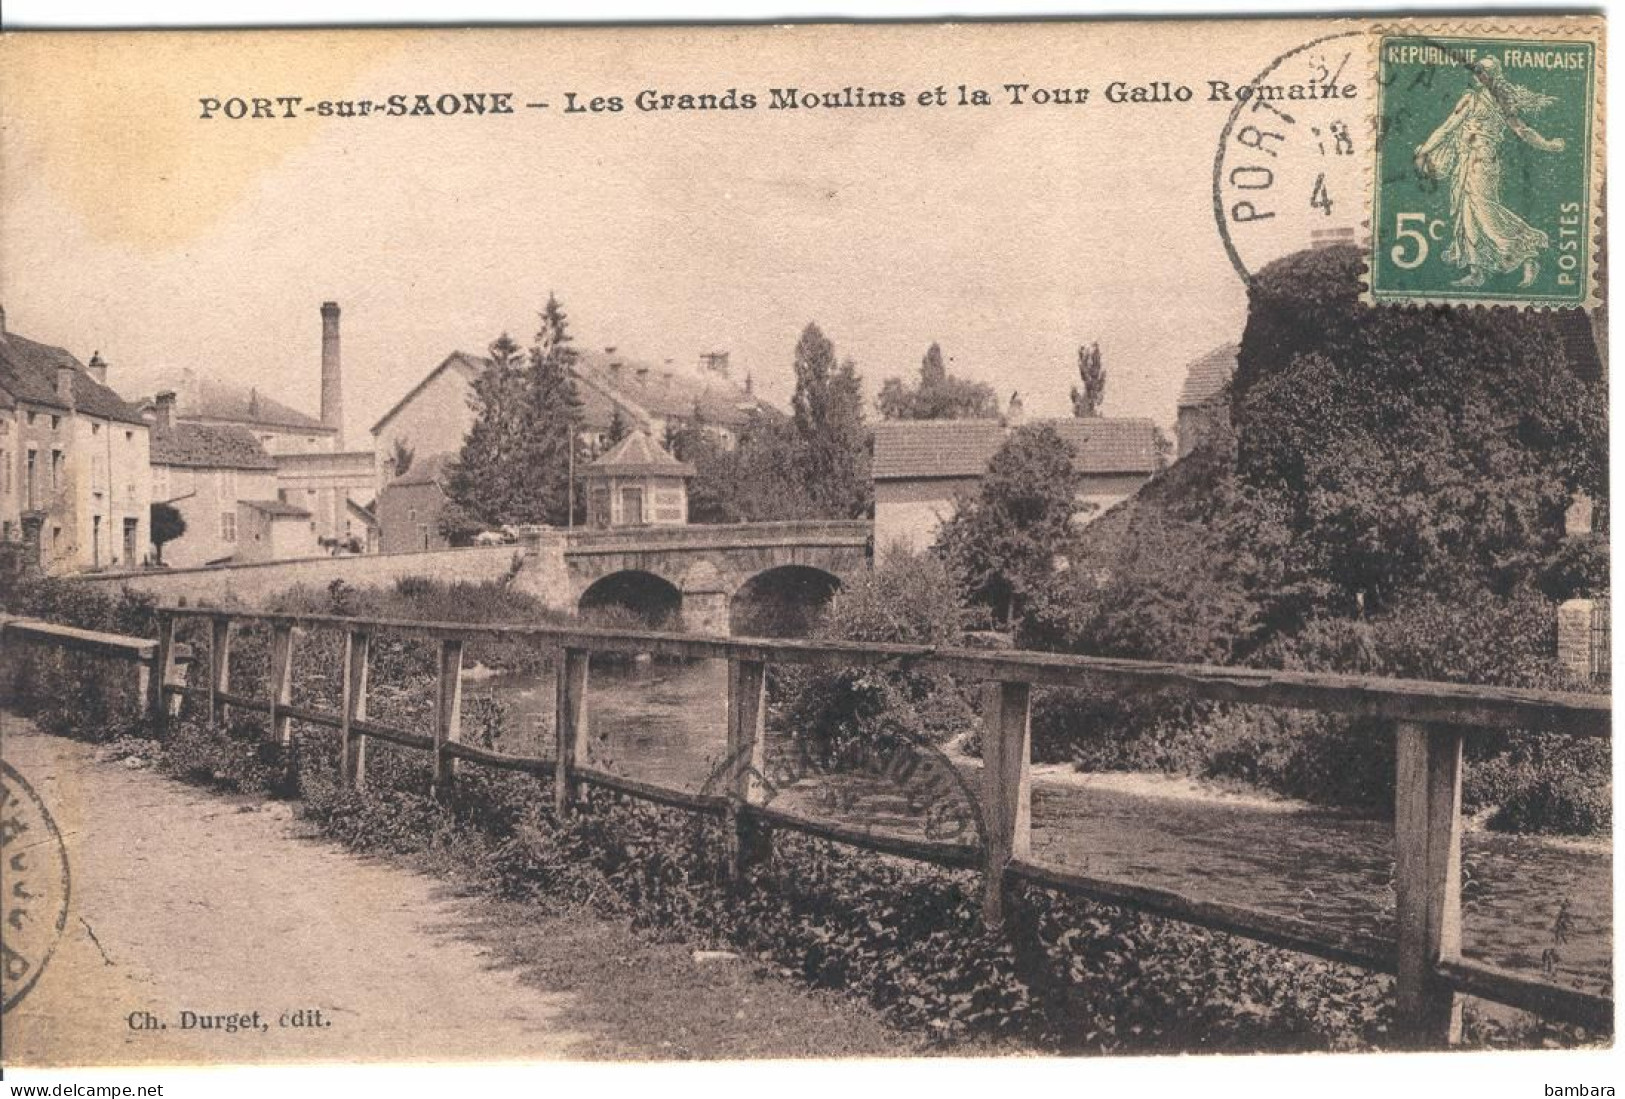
xmin=1 ymin=608 xmax=1611 ymax=1046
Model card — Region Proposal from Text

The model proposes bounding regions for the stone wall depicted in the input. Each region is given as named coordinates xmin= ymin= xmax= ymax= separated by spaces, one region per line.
xmin=71 ymin=543 xmax=565 ymax=610
xmin=1557 ymin=598 xmax=1603 ymax=683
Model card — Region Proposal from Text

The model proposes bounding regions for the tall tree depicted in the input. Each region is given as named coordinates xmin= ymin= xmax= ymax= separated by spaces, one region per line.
xmin=522 ymin=294 xmax=586 ymax=526
xmin=877 ymin=342 xmax=999 ymax=420
xmin=442 ymin=296 xmax=585 ymax=531
xmin=442 ymin=332 xmax=530 ymax=531
xmin=790 ymin=324 xmax=872 ymax=518
xmin=1071 ymin=342 xmax=1107 ymax=417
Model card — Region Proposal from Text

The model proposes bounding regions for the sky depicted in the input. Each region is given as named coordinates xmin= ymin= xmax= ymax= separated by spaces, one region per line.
xmin=0 ymin=20 xmax=1358 ymax=442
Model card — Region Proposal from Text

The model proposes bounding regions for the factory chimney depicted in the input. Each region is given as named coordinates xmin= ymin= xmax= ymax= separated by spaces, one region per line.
xmin=320 ymin=301 xmax=344 ymax=448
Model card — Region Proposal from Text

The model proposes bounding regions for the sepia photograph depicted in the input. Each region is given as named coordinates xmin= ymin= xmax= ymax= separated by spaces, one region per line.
xmin=0 ymin=5 xmax=1613 ymax=1093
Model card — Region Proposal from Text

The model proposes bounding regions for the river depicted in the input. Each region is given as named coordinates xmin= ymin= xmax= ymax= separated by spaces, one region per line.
xmin=468 ymin=656 xmax=1612 ymax=998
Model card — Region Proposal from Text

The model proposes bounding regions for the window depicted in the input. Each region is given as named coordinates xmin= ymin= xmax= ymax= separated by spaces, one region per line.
xmin=220 ymin=469 xmax=237 ymax=502
xmin=26 ymin=412 xmax=36 ymax=426
xmin=220 ymin=512 xmax=237 ymax=542
xmin=25 ymin=448 xmax=37 ymax=508
xmin=91 ymin=422 xmax=101 ymax=436
xmin=50 ymin=449 xmax=64 ymax=492
xmin=50 ymin=416 xmax=60 ymax=432
xmin=125 ymin=430 xmax=134 ymax=443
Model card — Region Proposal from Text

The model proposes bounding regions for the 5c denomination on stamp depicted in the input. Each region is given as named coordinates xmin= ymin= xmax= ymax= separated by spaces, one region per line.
xmin=1370 ymin=27 xmax=1601 ymax=309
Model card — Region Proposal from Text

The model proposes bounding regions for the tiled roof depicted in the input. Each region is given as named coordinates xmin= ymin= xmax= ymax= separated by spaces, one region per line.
xmin=147 ymin=370 xmax=332 ymax=433
xmin=241 ymin=499 xmax=312 ymax=517
xmin=588 ymin=430 xmax=696 ymax=477
xmin=1178 ymin=344 xmax=1238 ymax=409
xmin=872 ymin=417 xmax=1161 ymax=480
xmin=151 ymin=420 xmax=277 ymax=470
xmin=573 ymin=349 xmax=772 ymax=429
xmin=372 ymin=347 xmax=777 ymax=437
xmin=0 ymin=331 xmax=147 ymax=425
xmin=389 ymin=451 xmax=454 ymax=488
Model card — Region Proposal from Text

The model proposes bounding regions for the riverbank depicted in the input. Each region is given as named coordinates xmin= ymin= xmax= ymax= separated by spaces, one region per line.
xmin=0 ymin=715 xmax=918 ymax=1065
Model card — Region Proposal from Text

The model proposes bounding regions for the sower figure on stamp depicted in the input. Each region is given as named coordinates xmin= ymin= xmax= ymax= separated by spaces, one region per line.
xmin=1414 ymin=56 xmax=1566 ymax=289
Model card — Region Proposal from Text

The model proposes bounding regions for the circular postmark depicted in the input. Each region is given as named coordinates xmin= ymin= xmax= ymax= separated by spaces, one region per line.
xmin=1213 ymin=30 xmax=1370 ymax=284
xmin=701 ymin=729 xmax=985 ymax=854
xmin=1 ymin=760 xmax=71 ymax=1014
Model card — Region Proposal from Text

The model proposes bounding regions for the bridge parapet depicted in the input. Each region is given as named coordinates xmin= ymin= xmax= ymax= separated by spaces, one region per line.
xmin=564 ymin=520 xmax=871 ymax=555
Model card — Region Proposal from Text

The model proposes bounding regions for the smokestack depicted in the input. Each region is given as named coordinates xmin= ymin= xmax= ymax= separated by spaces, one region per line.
xmin=155 ymin=390 xmax=176 ymax=432
xmin=0 ymin=304 xmax=7 ymax=333
xmin=320 ymin=301 xmax=343 ymax=448
xmin=87 ymin=352 xmax=107 ymax=386
xmin=1005 ymin=391 xmax=1025 ymax=428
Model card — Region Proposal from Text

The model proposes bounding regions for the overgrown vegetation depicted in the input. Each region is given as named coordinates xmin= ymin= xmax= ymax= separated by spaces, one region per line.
xmin=989 ymin=246 xmax=1610 ymax=835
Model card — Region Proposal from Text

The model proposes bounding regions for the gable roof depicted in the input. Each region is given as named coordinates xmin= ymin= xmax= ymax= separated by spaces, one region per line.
xmin=587 ymin=430 xmax=696 ymax=478
xmin=151 ymin=420 xmax=277 ymax=470
xmin=872 ymin=417 xmax=1161 ymax=481
xmin=146 ymin=371 xmax=331 ymax=433
xmin=0 ymin=331 xmax=148 ymax=425
xmin=1178 ymin=344 xmax=1238 ymax=409
xmin=573 ymin=348 xmax=773 ymax=428
xmin=371 ymin=346 xmax=778 ymax=437
xmin=370 ymin=352 xmax=487 ymax=436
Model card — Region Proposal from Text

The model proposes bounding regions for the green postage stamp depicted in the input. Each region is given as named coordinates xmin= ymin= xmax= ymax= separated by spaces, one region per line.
xmin=1370 ymin=29 xmax=1601 ymax=309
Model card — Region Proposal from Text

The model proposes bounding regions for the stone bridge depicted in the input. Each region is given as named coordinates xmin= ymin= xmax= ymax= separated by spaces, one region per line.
xmin=542 ymin=520 xmax=872 ymax=634
xmin=69 ymin=520 xmax=874 ymax=637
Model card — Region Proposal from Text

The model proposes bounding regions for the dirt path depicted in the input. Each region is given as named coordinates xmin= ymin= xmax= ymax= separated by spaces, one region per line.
xmin=0 ymin=716 xmax=912 ymax=1066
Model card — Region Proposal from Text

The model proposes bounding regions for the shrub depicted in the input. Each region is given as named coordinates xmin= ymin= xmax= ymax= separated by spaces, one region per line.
xmin=779 ymin=547 xmax=978 ymax=763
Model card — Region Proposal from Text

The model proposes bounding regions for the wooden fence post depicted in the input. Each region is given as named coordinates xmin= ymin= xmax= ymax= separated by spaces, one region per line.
xmin=146 ymin=614 xmax=175 ymax=736
xmin=208 ymin=616 xmax=232 ymax=725
xmin=726 ymin=656 xmax=772 ymax=878
xmin=341 ymin=631 xmax=371 ymax=788
xmin=980 ymin=679 xmax=1032 ymax=929
xmin=553 ymin=648 xmax=590 ymax=816
xmin=433 ymin=638 xmax=465 ymax=801
xmin=268 ymin=624 xmax=295 ymax=747
xmin=1394 ymin=720 xmax=1465 ymax=1047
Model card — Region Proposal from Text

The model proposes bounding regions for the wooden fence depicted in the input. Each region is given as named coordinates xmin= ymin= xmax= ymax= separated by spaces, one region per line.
xmin=2 ymin=607 xmax=1613 ymax=1045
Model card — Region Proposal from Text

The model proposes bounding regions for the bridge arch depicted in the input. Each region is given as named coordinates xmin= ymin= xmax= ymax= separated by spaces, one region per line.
xmin=729 ymin=564 xmax=843 ymax=638
xmin=578 ymin=569 xmax=683 ymax=629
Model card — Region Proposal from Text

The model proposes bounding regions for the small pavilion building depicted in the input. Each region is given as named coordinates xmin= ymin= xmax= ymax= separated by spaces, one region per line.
xmin=584 ymin=431 xmax=694 ymax=529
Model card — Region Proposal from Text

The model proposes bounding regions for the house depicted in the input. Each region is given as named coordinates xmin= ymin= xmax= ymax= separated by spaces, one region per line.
xmin=0 ymin=306 xmax=152 ymax=574
xmin=147 ymin=390 xmax=282 ymax=567
xmin=1176 ymin=344 xmax=1238 ymax=459
xmin=584 ymin=431 xmax=694 ymax=529
xmin=142 ymin=302 xmax=378 ymax=551
xmin=236 ymin=498 xmax=321 ymax=564
xmin=370 ymin=346 xmax=774 ymax=494
xmin=375 ymin=453 xmax=454 ymax=554
xmin=871 ymin=406 xmax=1162 ymax=553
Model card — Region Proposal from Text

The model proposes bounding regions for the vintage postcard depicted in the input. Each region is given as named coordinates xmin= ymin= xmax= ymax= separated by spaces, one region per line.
xmin=0 ymin=11 xmax=1611 ymax=1086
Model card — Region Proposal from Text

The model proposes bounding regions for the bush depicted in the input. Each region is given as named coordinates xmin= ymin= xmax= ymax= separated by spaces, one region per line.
xmin=779 ymin=547 xmax=979 ymax=763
